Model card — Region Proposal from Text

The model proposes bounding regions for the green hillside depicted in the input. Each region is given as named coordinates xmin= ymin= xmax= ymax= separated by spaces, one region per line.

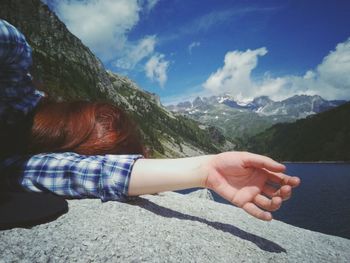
xmin=108 ymin=73 xmax=228 ymax=156
xmin=241 ymin=102 xmax=350 ymax=161
xmin=187 ymin=103 xmax=293 ymax=141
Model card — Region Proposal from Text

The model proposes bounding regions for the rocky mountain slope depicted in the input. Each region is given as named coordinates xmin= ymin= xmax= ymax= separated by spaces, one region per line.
xmin=242 ymin=102 xmax=350 ymax=161
xmin=1 ymin=191 xmax=349 ymax=262
xmin=0 ymin=0 xmax=232 ymax=157
xmin=107 ymin=72 xmax=234 ymax=156
xmin=167 ymin=94 xmax=346 ymax=141
xmin=0 ymin=0 xmax=115 ymax=101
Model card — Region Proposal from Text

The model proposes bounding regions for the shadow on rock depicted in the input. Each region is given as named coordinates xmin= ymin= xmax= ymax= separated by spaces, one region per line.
xmin=129 ymin=197 xmax=286 ymax=253
xmin=0 ymin=191 xmax=68 ymax=231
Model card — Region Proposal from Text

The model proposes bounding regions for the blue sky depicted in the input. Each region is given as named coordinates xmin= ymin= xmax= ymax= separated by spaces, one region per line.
xmin=45 ymin=0 xmax=350 ymax=104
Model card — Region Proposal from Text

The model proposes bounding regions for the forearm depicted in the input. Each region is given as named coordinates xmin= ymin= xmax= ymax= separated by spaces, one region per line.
xmin=128 ymin=155 xmax=212 ymax=196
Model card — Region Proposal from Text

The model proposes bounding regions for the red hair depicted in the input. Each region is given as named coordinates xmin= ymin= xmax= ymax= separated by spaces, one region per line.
xmin=28 ymin=100 xmax=145 ymax=156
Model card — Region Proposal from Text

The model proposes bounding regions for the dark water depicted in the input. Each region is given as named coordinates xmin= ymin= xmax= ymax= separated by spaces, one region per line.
xmin=178 ymin=163 xmax=350 ymax=240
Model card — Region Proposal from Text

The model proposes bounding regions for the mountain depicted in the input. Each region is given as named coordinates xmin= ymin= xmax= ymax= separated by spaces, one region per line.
xmin=168 ymin=94 xmax=346 ymax=117
xmin=0 ymin=0 xmax=233 ymax=157
xmin=241 ymin=102 xmax=350 ymax=161
xmin=248 ymin=96 xmax=273 ymax=111
xmin=166 ymin=94 xmax=346 ymax=141
xmin=107 ymin=72 xmax=234 ymax=156
xmin=254 ymin=95 xmax=346 ymax=117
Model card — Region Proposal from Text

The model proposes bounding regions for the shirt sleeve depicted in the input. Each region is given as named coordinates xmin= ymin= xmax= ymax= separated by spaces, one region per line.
xmin=1 ymin=152 xmax=143 ymax=202
xmin=0 ymin=19 xmax=44 ymax=124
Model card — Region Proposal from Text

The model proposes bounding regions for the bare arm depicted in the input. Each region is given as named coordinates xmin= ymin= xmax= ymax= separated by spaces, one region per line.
xmin=128 ymin=151 xmax=300 ymax=221
xmin=128 ymin=155 xmax=210 ymax=195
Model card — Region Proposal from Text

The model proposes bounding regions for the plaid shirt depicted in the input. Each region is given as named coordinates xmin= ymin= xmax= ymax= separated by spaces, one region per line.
xmin=1 ymin=153 xmax=142 ymax=201
xmin=0 ymin=19 xmax=142 ymax=201
xmin=0 ymin=19 xmax=44 ymax=124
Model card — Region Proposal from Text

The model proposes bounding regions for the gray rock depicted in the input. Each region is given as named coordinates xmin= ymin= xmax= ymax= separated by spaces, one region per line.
xmin=1 ymin=192 xmax=349 ymax=262
xmin=187 ymin=189 xmax=214 ymax=200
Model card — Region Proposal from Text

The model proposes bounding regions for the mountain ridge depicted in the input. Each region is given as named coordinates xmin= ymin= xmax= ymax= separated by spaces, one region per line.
xmin=166 ymin=94 xmax=347 ymax=141
xmin=167 ymin=94 xmax=346 ymax=117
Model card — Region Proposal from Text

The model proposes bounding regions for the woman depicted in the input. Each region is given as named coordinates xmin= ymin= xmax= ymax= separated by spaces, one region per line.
xmin=0 ymin=19 xmax=300 ymax=222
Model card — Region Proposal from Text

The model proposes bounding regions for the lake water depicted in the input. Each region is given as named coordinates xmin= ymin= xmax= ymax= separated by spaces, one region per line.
xmin=178 ymin=163 xmax=350 ymax=240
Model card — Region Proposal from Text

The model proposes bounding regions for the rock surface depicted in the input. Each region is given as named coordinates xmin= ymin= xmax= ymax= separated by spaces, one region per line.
xmin=1 ymin=192 xmax=349 ymax=262
xmin=187 ymin=189 xmax=214 ymax=200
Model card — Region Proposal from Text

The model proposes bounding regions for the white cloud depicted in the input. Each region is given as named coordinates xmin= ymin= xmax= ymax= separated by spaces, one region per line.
xmin=55 ymin=0 xmax=140 ymax=62
xmin=188 ymin=42 xmax=201 ymax=54
xmin=203 ymin=38 xmax=350 ymax=101
xmin=264 ymin=38 xmax=350 ymax=100
xmin=314 ymin=38 xmax=350 ymax=99
xmin=53 ymin=0 xmax=162 ymax=75
xmin=203 ymin=47 xmax=267 ymax=101
xmin=115 ymin=35 xmax=156 ymax=69
xmin=145 ymin=54 xmax=169 ymax=87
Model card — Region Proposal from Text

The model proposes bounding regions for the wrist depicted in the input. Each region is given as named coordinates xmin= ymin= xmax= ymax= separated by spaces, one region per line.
xmin=197 ymin=155 xmax=214 ymax=188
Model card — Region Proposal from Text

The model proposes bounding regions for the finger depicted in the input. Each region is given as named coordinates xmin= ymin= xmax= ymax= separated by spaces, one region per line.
xmin=262 ymin=184 xmax=292 ymax=201
xmin=216 ymin=183 xmax=260 ymax=209
xmin=262 ymin=184 xmax=279 ymax=197
xmin=266 ymin=171 xmax=301 ymax=188
xmin=290 ymin=176 xmax=301 ymax=188
xmin=242 ymin=202 xmax=272 ymax=221
xmin=254 ymin=195 xmax=282 ymax=212
xmin=280 ymin=185 xmax=292 ymax=201
xmin=242 ymin=152 xmax=286 ymax=173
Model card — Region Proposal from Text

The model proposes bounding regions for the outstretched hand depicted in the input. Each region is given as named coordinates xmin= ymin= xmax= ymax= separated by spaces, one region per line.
xmin=204 ymin=152 xmax=300 ymax=221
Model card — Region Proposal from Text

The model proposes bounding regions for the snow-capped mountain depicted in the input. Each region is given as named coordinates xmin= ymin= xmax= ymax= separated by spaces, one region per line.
xmin=166 ymin=94 xmax=347 ymax=140
xmin=254 ymin=95 xmax=346 ymax=117
xmin=167 ymin=94 xmax=346 ymax=118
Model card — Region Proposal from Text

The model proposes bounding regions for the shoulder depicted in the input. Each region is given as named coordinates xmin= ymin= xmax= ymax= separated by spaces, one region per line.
xmin=0 ymin=19 xmax=31 ymax=69
xmin=0 ymin=19 xmax=27 ymax=45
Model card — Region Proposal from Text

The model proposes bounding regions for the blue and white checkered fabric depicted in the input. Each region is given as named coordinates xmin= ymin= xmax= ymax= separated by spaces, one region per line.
xmin=0 ymin=19 xmax=44 ymax=124
xmin=1 ymin=153 xmax=143 ymax=201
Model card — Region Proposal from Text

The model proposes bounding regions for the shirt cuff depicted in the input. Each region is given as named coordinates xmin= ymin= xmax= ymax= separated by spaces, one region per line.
xmin=100 ymin=154 xmax=143 ymax=202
